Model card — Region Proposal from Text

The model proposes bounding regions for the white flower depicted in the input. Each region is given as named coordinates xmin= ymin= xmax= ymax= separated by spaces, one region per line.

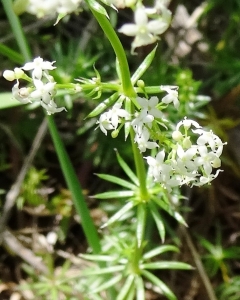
xmin=22 ymin=57 xmax=56 ymax=80
xmin=194 ymin=145 xmax=220 ymax=176
xmin=161 ymin=85 xmax=179 ymax=108
xmin=176 ymin=145 xmax=197 ymax=171
xmin=132 ymin=110 xmax=154 ymax=135
xmin=26 ymin=0 xmax=59 ymax=18
xmin=30 ymin=80 xmax=56 ymax=104
xmin=41 ymin=100 xmax=66 ymax=115
xmin=145 ymin=150 xmax=179 ymax=190
xmin=176 ymin=117 xmax=201 ymax=131
xmin=12 ymin=80 xmax=31 ymax=104
xmin=96 ymin=113 xmax=114 ymax=136
xmin=137 ymin=96 xmax=163 ymax=119
xmin=134 ymin=128 xmax=159 ymax=152
xmin=118 ymin=6 xmax=170 ymax=51
xmin=194 ymin=129 xmax=226 ymax=157
xmin=193 ymin=169 xmax=223 ymax=186
xmin=106 ymin=103 xmax=130 ymax=129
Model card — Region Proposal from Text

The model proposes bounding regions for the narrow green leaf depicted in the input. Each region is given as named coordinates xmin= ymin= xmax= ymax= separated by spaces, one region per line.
xmin=87 ymin=0 xmax=109 ymax=18
xmin=47 ymin=116 xmax=101 ymax=254
xmin=136 ymin=204 xmax=147 ymax=247
xmin=135 ymin=276 xmax=145 ymax=300
xmin=94 ymin=190 xmax=134 ymax=199
xmin=83 ymin=265 xmax=125 ymax=276
xmin=116 ymin=151 xmax=139 ymax=186
xmin=153 ymin=196 xmax=188 ymax=227
xmin=0 ymin=43 xmax=24 ymax=64
xmin=142 ymin=270 xmax=177 ymax=300
xmin=96 ymin=173 xmax=136 ymax=190
xmin=142 ymin=261 xmax=193 ymax=270
xmin=143 ymin=245 xmax=179 ymax=260
xmin=86 ymin=92 xmax=119 ymax=118
xmin=101 ymin=201 xmax=135 ymax=228
xmin=149 ymin=201 xmax=165 ymax=243
xmin=131 ymin=46 xmax=157 ymax=85
xmin=0 ymin=92 xmax=22 ymax=109
xmin=80 ymin=254 xmax=118 ymax=262
xmin=117 ymin=274 xmax=135 ymax=300
xmin=91 ymin=274 xmax=122 ymax=294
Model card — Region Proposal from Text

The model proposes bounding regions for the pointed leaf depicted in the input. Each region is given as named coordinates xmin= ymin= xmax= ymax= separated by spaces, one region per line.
xmin=83 ymin=265 xmax=125 ymax=276
xmin=80 ymin=254 xmax=118 ymax=262
xmin=131 ymin=46 xmax=157 ymax=85
xmin=142 ymin=261 xmax=193 ymax=270
xmin=101 ymin=201 xmax=135 ymax=228
xmin=135 ymin=276 xmax=145 ymax=300
xmin=96 ymin=173 xmax=136 ymax=190
xmin=149 ymin=201 xmax=165 ymax=243
xmin=0 ymin=93 xmax=22 ymax=109
xmin=136 ymin=204 xmax=147 ymax=247
xmin=87 ymin=0 xmax=109 ymax=18
xmin=91 ymin=274 xmax=122 ymax=294
xmin=143 ymin=245 xmax=179 ymax=260
xmin=117 ymin=274 xmax=135 ymax=300
xmin=116 ymin=151 xmax=139 ymax=186
xmin=142 ymin=270 xmax=177 ymax=300
xmin=94 ymin=190 xmax=134 ymax=199
xmin=153 ymin=196 xmax=188 ymax=227
xmin=0 ymin=43 xmax=24 ymax=63
xmin=86 ymin=92 xmax=119 ymax=118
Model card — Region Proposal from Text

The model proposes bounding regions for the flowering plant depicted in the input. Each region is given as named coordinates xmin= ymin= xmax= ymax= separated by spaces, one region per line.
xmin=2 ymin=0 xmax=226 ymax=298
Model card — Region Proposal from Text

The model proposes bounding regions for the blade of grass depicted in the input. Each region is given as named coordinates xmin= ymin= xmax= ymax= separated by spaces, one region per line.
xmin=47 ymin=115 xmax=101 ymax=254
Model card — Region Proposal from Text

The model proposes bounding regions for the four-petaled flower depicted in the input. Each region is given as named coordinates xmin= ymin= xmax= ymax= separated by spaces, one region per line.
xmin=22 ymin=57 xmax=56 ymax=80
xmin=119 ymin=6 xmax=171 ymax=52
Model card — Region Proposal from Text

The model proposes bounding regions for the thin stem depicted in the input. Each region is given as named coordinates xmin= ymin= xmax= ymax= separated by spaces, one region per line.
xmin=87 ymin=4 xmax=148 ymax=199
xmin=86 ymin=4 xmax=135 ymax=98
xmin=2 ymin=0 xmax=31 ymax=62
xmin=47 ymin=116 xmax=101 ymax=254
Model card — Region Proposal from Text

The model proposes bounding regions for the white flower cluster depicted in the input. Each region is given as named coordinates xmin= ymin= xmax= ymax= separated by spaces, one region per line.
xmin=3 ymin=57 xmax=66 ymax=115
xmin=26 ymin=0 xmax=81 ymax=18
xmin=96 ymin=87 xmax=225 ymax=189
xmin=118 ymin=1 xmax=172 ymax=52
xmin=146 ymin=118 xmax=225 ymax=190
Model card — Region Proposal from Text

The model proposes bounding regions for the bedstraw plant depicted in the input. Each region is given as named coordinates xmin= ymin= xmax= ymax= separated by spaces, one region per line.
xmin=2 ymin=0 xmax=226 ymax=299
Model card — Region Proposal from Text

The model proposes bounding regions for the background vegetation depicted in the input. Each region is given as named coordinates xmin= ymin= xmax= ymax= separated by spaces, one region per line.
xmin=0 ymin=0 xmax=240 ymax=299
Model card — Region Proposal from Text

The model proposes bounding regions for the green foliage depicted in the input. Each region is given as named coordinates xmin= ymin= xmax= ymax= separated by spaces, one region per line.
xmin=17 ymin=167 xmax=48 ymax=209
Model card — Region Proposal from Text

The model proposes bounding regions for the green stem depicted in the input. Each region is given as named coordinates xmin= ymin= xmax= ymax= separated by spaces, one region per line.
xmin=87 ymin=4 xmax=148 ymax=199
xmin=47 ymin=116 xmax=101 ymax=253
xmin=2 ymin=0 xmax=31 ymax=62
xmin=86 ymin=4 xmax=135 ymax=98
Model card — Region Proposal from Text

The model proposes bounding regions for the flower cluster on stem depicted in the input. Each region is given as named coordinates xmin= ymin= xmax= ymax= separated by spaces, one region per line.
xmin=26 ymin=0 xmax=82 ymax=18
xmin=96 ymin=87 xmax=226 ymax=190
xmin=3 ymin=57 xmax=66 ymax=115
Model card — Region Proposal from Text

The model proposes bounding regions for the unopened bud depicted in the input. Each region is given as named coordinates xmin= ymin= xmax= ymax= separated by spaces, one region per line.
xmin=3 ymin=70 xmax=15 ymax=81
xmin=14 ymin=68 xmax=24 ymax=79
xmin=172 ymin=130 xmax=183 ymax=141
xmin=111 ymin=129 xmax=119 ymax=138
xmin=137 ymin=80 xmax=145 ymax=88
xmin=182 ymin=137 xmax=192 ymax=149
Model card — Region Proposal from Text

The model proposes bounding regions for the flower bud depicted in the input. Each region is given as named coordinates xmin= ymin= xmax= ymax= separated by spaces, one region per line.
xmin=137 ymin=80 xmax=145 ymax=88
xmin=111 ymin=129 xmax=119 ymax=138
xmin=182 ymin=137 xmax=192 ymax=149
xmin=172 ymin=130 xmax=183 ymax=141
xmin=3 ymin=70 xmax=15 ymax=81
xmin=14 ymin=68 xmax=24 ymax=79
